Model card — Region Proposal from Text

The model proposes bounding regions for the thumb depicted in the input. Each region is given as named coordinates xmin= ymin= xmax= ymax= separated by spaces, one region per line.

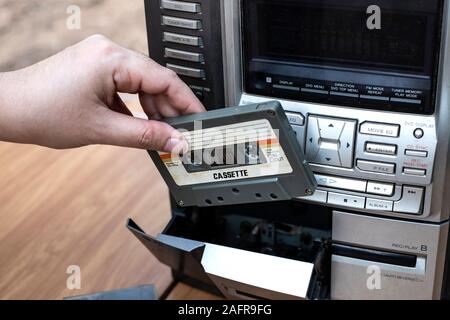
xmin=92 ymin=108 xmax=188 ymax=152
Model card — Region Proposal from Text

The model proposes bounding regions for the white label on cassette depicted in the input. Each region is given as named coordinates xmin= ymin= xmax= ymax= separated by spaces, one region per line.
xmin=158 ymin=119 xmax=293 ymax=186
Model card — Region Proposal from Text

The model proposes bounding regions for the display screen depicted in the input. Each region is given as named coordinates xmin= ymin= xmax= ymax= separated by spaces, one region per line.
xmin=243 ymin=0 xmax=443 ymax=114
xmin=257 ymin=4 xmax=428 ymax=72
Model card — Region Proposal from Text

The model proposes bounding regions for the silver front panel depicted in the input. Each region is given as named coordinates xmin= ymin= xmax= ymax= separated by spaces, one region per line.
xmin=218 ymin=0 xmax=450 ymax=300
xmin=221 ymin=0 xmax=450 ymax=223
xmin=331 ymin=211 xmax=449 ymax=299
xmin=241 ymin=93 xmax=434 ymax=219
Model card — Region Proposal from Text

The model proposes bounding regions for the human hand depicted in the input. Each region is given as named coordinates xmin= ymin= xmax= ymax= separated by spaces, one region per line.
xmin=0 ymin=35 xmax=205 ymax=152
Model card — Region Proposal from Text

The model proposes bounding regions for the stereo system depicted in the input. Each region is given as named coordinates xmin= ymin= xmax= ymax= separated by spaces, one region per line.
xmin=140 ymin=0 xmax=450 ymax=300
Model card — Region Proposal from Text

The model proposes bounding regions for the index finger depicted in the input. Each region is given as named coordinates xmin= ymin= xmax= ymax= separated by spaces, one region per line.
xmin=112 ymin=50 xmax=206 ymax=115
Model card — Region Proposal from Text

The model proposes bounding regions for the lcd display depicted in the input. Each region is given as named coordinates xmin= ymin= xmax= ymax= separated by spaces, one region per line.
xmin=257 ymin=4 xmax=428 ymax=72
xmin=243 ymin=0 xmax=443 ymax=114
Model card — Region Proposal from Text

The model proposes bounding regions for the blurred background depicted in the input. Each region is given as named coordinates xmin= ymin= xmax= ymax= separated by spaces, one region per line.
xmin=0 ymin=0 xmax=185 ymax=300
xmin=0 ymin=0 xmax=148 ymax=72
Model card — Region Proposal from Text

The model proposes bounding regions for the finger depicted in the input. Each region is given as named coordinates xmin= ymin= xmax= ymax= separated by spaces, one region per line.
xmin=112 ymin=50 xmax=206 ymax=115
xmin=139 ymin=92 xmax=162 ymax=120
xmin=152 ymin=94 xmax=182 ymax=118
xmin=92 ymin=107 xmax=188 ymax=152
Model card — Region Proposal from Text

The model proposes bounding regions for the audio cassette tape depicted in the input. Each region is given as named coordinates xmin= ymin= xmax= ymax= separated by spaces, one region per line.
xmin=149 ymin=101 xmax=316 ymax=207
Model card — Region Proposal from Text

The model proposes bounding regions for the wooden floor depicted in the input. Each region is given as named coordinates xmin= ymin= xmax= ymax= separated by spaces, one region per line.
xmin=0 ymin=100 xmax=219 ymax=300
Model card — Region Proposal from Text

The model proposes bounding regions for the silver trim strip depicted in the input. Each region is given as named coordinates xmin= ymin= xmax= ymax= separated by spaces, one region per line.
xmin=161 ymin=0 xmax=201 ymax=13
xmin=273 ymin=84 xmax=300 ymax=92
xmin=165 ymin=48 xmax=204 ymax=62
xmin=302 ymin=88 xmax=328 ymax=95
xmin=330 ymin=91 xmax=359 ymax=98
xmin=162 ymin=15 xmax=202 ymax=30
xmin=166 ymin=63 xmax=205 ymax=78
xmin=390 ymin=97 xmax=422 ymax=105
xmin=220 ymin=0 xmax=243 ymax=105
xmin=360 ymin=94 xmax=389 ymax=101
xmin=163 ymin=32 xmax=202 ymax=46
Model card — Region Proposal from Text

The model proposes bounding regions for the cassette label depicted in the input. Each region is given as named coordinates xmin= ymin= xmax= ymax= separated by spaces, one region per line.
xmin=158 ymin=119 xmax=293 ymax=186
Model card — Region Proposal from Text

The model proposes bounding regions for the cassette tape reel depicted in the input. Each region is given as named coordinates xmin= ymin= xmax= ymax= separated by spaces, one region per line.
xmin=149 ymin=101 xmax=317 ymax=207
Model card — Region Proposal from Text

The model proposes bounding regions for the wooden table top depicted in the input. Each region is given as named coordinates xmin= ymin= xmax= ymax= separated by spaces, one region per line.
xmin=0 ymin=99 xmax=220 ymax=300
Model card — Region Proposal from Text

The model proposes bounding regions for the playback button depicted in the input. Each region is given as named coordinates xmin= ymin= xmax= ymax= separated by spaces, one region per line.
xmin=365 ymin=143 xmax=397 ymax=156
xmin=314 ymin=174 xmax=367 ymax=193
xmin=360 ymin=122 xmax=400 ymax=138
xmin=328 ymin=193 xmax=365 ymax=209
xmin=366 ymin=198 xmax=394 ymax=211
xmin=357 ymin=159 xmax=396 ymax=174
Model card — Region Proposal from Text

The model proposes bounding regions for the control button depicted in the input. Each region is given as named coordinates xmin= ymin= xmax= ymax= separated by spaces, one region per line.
xmin=405 ymin=149 xmax=428 ymax=158
xmin=305 ymin=117 xmax=321 ymax=161
xmin=285 ymin=112 xmax=305 ymax=126
xmin=366 ymin=198 xmax=394 ymax=212
xmin=161 ymin=0 xmax=201 ymax=13
xmin=360 ymin=122 xmax=400 ymax=137
xmin=403 ymin=168 xmax=426 ymax=176
xmin=301 ymin=88 xmax=329 ymax=96
xmin=328 ymin=193 xmax=365 ymax=209
xmin=414 ymin=128 xmax=424 ymax=139
xmin=317 ymin=118 xmax=345 ymax=140
xmin=305 ymin=116 xmax=356 ymax=168
xmin=166 ymin=64 xmax=205 ymax=78
xmin=162 ymin=16 xmax=202 ymax=30
xmin=366 ymin=181 xmax=395 ymax=196
xmin=163 ymin=32 xmax=202 ymax=46
xmin=360 ymin=94 xmax=389 ymax=102
xmin=391 ymin=97 xmax=422 ymax=105
xmin=165 ymin=48 xmax=204 ymax=62
xmin=314 ymin=145 xmax=341 ymax=167
xmin=365 ymin=143 xmax=397 ymax=156
xmin=393 ymin=186 xmax=424 ymax=215
xmin=315 ymin=174 xmax=367 ymax=193
xmin=357 ymin=159 xmax=396 ymax=175
xmin=339 ymin=120 xmax=357 ymax=168
xmin=303 ymin=190 xmax=327 ymax=203
xmin=291 ymin=125 xmax=303 ymax=145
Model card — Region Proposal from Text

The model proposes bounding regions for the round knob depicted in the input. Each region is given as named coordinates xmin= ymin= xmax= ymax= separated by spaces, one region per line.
xmin=414 ymin=128 xmax=424 ymax=139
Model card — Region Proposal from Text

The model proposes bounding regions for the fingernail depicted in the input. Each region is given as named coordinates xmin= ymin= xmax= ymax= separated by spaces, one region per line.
xmin=164 ymin=138 xmax=189 ymax=154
